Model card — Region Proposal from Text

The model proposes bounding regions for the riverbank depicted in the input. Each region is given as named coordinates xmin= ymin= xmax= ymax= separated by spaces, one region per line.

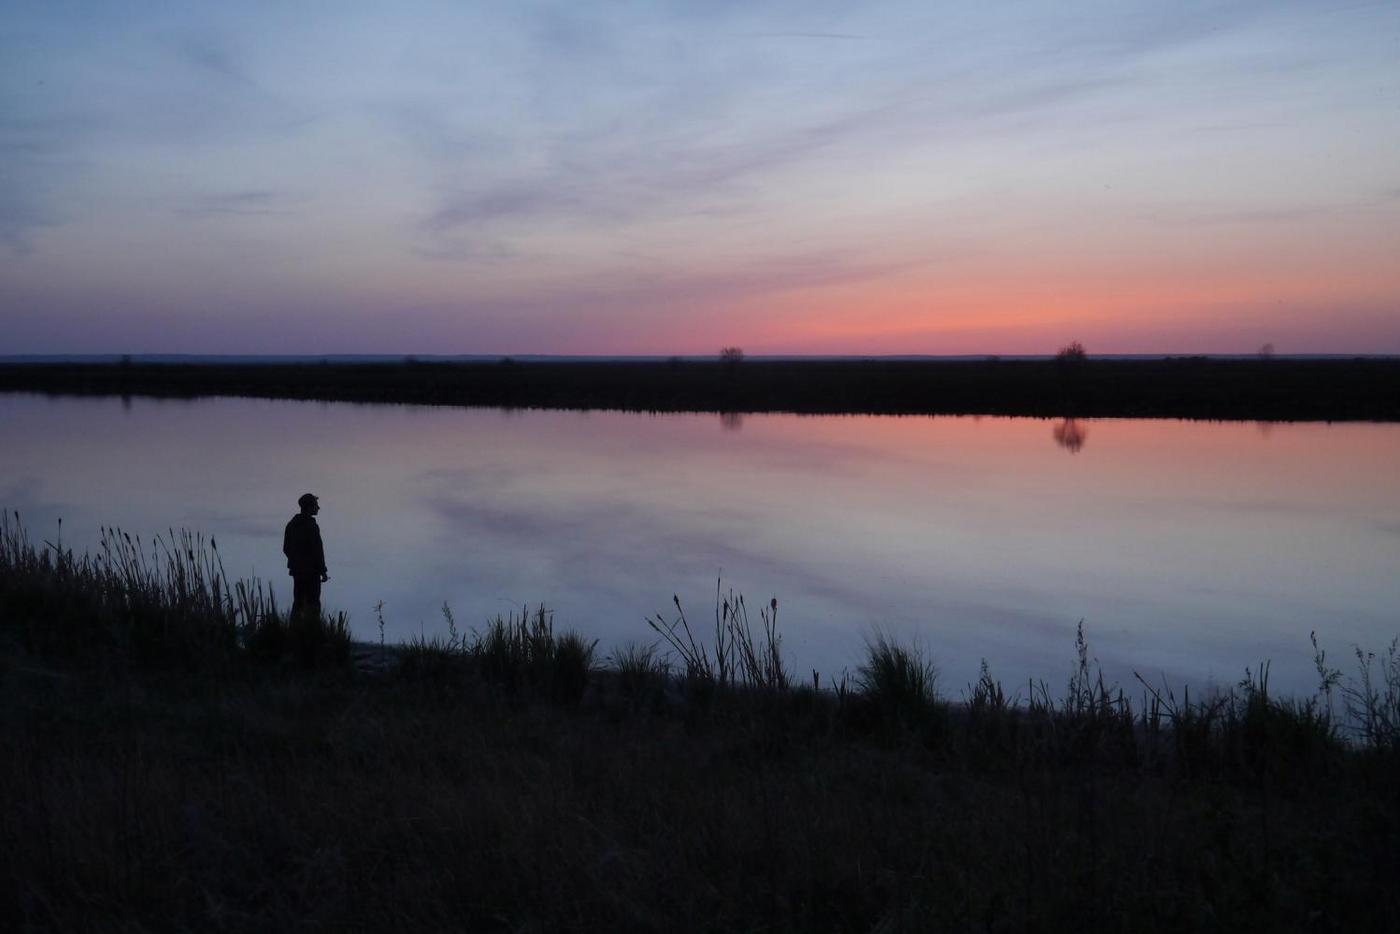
xmin=4 ymin=357 xmax=1400 ymax=420
xmin=8 ymin=650 xmax=1396 ymax=933
xmin=3 ymin=517 xmax=1398 ymax=931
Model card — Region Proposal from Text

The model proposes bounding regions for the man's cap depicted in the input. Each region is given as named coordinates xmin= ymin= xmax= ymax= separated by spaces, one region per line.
xmin=297 ymin=493 xmax=319 ymax=509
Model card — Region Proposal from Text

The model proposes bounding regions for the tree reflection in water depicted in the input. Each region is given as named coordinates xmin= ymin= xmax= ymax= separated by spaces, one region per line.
xmin=720 ymin=411 xmax=744 ymax=432
xmin=1053 ymin=418 xmax=1088 ymax=453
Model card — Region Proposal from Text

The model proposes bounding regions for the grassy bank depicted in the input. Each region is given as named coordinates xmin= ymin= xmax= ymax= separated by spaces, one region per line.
xmin=4 ymin=357 xmax=1400 ymax=420
xmin=3 ymin=517 xmax=1398 ymax=931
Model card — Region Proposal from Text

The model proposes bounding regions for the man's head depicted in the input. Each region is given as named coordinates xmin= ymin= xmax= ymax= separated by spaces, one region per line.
xmin=297 ymin=493 xmax=320 ymax=516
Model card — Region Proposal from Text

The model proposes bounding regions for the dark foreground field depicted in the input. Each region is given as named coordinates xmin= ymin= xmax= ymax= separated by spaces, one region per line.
xmin=3 ymin=357 xmax=1400 ymax=419
xmin=8 ymin=657 xmax=1399 ymax=933
xmin=3 ymin=518 xmax=1399 ymax=932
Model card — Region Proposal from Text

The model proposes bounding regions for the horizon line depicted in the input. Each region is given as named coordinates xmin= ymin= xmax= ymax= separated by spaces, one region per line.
xmin=3 ymin=352 xmax=1399 ymax=364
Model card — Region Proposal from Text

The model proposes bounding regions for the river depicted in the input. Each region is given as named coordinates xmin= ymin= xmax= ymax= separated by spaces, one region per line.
xmin=3 ymin=392 xmax=1397 ymax=698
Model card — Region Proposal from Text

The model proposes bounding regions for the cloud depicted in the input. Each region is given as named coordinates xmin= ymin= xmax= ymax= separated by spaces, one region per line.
xmin=0 ymin=184 xmax=47 ymax=254
xmin=176 ymin=189 xmax=295 ymax=219
xmin=748 ymin=32 xmax=870 ymax=40
xmin=174 ymin=33 xmax=257 ymax=85
xmin=529 ymin=6 xmax=618 ymax=60
xmin=1143 ymin=204 xmax=1339 ymax=227
xmin=409 ymin=1 xmax=1273 ymax=252
xmin=619 ymin=249 xmax=916 ymax=302
xmin=400 ymin=246 xmax=917 ymax=333
xmin=0 ymin=115 xmax=80 ymax=253
xmin=413 ymin=95 xmax=924 ymax=245
xmin=423 ymin=184 xmax=594 ymax=231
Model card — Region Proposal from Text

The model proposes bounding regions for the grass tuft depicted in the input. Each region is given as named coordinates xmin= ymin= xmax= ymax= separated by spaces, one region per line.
xmin=855 ymin=630 xmax=940 ymax=728
xmin=609 ymin=641 xmax=668 ymax=708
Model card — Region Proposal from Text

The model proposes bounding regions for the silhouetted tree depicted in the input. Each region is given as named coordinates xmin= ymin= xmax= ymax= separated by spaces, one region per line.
xmin=1056 ymin=341 xmax=1087 ymax=363
xmin=719 ymin=346 xmax=744 ymax=365
xmin=1258 ymin=342 xmax=1275 ymax=360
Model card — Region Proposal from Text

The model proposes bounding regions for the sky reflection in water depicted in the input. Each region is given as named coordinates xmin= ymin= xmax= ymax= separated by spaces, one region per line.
xmin=3 ymin=393 xmax=1397 ymax=697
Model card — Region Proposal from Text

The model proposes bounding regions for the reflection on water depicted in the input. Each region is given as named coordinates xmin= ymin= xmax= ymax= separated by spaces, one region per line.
xmin=1052 ymin=418 xmax=1088 ymax=453
xmin=2 ymin=393 xmax=1397 ymax=697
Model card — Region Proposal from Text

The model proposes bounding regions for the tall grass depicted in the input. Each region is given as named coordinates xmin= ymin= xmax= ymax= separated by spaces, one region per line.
xmin=1345 ymin=638 xmax=1400 ymax=750
xmin=400 ymin=603 xmax=598 ymax=703
xmin=471 ymin=604 xmax=597 ymax=702
xmin=4 ymin=512 xmax=1396 ymax=762
xmin=0 ymin=511 xmax=347 ymax=670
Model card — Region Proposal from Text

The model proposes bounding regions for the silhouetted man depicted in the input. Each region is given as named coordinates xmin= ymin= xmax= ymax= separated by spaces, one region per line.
xmin=284 ymin=493 xmax=328 ymax=620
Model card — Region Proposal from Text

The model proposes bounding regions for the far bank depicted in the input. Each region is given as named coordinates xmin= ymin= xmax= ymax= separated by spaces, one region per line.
xmin=3 ymin=357 xmax=1399 ymax=420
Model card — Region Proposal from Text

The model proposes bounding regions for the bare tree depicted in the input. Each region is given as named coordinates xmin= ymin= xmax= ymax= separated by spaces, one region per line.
xmin=719 ymin=346 xmax=744 ymax=365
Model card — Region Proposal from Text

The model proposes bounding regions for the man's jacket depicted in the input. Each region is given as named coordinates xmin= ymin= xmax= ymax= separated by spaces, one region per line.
xmin=283 ymin=514 xmax=326 ymax=578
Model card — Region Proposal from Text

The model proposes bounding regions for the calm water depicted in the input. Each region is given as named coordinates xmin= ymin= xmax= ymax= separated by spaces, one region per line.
xmin=4 ymin=393 xmax=1397 ymax=697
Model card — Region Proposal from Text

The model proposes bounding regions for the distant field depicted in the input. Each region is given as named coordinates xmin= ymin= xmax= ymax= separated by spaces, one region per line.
xmin=2 ymin=358 xmax=1399 ymax=420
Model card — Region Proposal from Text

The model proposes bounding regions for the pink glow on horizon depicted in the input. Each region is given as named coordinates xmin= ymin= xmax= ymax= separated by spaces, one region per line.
xmin=2 ymin=1 xmax=1398 ymax=356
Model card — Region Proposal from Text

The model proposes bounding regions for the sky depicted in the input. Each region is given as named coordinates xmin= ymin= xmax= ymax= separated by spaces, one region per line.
xmin=2 ymin=0 xmax=1399 ymax=356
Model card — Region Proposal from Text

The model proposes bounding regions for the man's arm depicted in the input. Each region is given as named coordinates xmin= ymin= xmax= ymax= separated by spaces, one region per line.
xmin=313 ymin=524 xmax=327 ymax=578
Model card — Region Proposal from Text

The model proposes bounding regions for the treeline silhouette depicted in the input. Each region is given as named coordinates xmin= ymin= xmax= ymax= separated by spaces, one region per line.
xmin=3 ymin=357 xmax=1399 ymax=419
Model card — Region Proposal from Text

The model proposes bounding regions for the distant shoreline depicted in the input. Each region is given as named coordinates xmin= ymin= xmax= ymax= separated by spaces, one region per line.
xmin=3 ymin=358 xmax=1399 ymax=421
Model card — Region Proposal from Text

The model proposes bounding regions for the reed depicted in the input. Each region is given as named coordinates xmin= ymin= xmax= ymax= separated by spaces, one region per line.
xmin=645 ymin=579 xmax=788 ymax=696
xmin=1345 ymin=638 xmax=1400 ymax=750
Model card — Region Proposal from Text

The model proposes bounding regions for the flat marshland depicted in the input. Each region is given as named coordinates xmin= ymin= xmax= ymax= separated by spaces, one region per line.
xmin=3 ymin=357 xmax=1400 ymax=420
xmin=2 ymin=517 xmax=1398 ymax=931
